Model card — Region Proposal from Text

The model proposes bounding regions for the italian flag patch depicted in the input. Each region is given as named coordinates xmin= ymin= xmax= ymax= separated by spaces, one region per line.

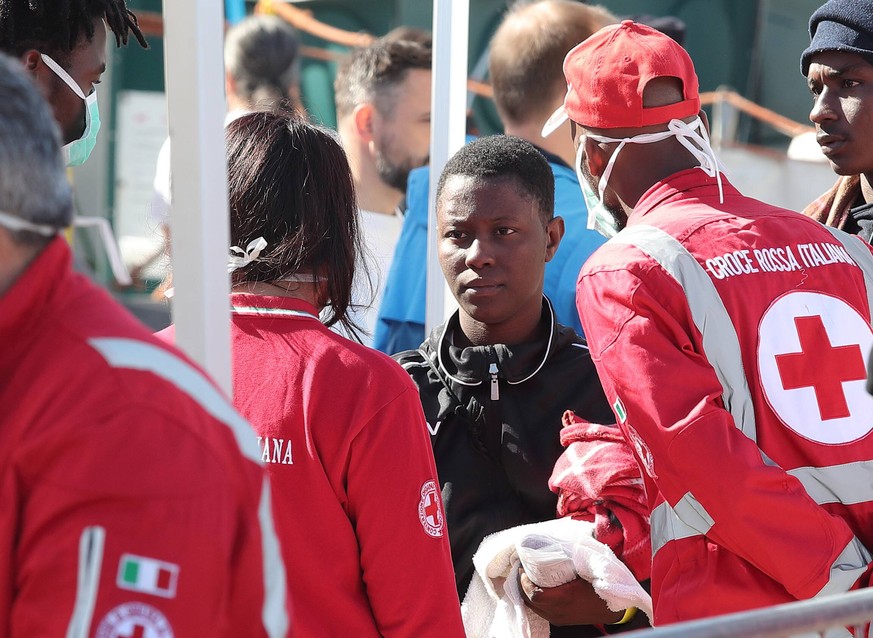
xmin=613 ymin=397 xmax=627 ymax=423
xmin=116 ymin=554 xmax=179 ymax=599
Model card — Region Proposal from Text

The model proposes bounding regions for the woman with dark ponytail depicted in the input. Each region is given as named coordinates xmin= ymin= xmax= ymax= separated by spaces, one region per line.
xmin=166 ymin=110 xmax=465 ymax=637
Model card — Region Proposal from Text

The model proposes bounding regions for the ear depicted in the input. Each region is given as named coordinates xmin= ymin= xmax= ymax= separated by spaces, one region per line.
xmin=21 ymin=49 xmax=41 ymax=72
xmin=544 ymin=215 xmax=565 ymax=262
xmin=352 ymin=103 xmax=375 ymax=142
xmin=21 ymin=50 xmax=52 ymax=98
xmin=224 ymin=71 xmax=237 ymax=102
xmin=582 ymin=135 xmax=609 ymax=179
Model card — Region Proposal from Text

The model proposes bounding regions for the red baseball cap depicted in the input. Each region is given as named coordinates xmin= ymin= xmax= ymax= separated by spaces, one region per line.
xmin=542 ymin=20 xmax=700 ymax=135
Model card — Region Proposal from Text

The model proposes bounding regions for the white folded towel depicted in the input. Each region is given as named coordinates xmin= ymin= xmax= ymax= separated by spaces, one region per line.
xmin=461 ymin=517 xmax=652 ymax=638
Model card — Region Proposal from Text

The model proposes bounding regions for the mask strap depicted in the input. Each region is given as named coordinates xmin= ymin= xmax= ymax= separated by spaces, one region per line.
xmin=667 ymin=119 xmax=726 ymax=204
xmin=587 ymin=117 xmax=727 ymax=204
xmin=0 ymin=210 xmax=58 ymax=236
xmin=574 ymin=141 xmax=596 ymax=230
xmin=40 ymin=54 xmax=87 ymax=100
xmin=587 ymin=129 xmax=673 ymax=203
xmin=573 ymin=139 xmax=587 ymax=191
xmin=597 ymin=139 xmax=628 ymax=202
xmin=228 ymin=236 xmax=268 ymax=273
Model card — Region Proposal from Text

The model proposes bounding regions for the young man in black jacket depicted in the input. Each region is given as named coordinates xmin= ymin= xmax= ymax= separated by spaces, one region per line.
xmin=395 ymin=135 xmax=645 ymax=634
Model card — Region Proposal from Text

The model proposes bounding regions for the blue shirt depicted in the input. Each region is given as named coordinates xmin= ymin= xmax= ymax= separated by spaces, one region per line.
xmin=373 ymin=166 xmax=430 ymax=354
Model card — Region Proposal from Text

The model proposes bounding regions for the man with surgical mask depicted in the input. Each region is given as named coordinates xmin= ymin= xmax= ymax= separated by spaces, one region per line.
xmin=0 ymin=0 xmax=148 ymax=167
xmin=545 ymin=20 xmax=873 ymax=624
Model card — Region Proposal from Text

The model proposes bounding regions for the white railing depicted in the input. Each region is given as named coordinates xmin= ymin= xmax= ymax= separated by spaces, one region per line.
xmin=623 ymin=589 xmax=873 ymax=638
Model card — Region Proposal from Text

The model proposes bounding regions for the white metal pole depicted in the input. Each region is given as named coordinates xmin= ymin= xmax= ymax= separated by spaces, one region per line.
xmin=426 ymin=0 xmax=469 ymax=334
xmin=163 ymin=1 xmax=233 ymax=395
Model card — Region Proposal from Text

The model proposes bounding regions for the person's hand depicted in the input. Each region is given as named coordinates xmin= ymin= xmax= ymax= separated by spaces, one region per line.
xmin=518 ymin=567 xmax=624 ymax=626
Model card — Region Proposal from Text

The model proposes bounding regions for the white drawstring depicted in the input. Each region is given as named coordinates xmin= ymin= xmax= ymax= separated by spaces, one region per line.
xmin=669 ymin=119 xmax=726 ymax=203
xmin=587 ymin=117 xmax=727 ymax=204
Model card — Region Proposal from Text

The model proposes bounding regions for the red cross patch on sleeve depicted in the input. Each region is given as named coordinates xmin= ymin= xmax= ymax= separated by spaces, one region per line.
xmin=418 ymin=480 xmax=445 ymax=538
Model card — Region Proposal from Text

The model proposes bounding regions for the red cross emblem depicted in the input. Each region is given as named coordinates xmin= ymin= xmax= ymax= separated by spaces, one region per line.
xmin=417 ymin=480 xmax=444 ymax=537
xmin=95 ymin=603 xmax=173 ymax=638
xmin=758 ymin=292 xmax=873 ymax=444
xmin=775 ymin=315 xmax=866 ymax=421
xmin=424 ymin=492 xmax=440 ymax=525
xmin=124 ymin=626 xmax=146 ymax=638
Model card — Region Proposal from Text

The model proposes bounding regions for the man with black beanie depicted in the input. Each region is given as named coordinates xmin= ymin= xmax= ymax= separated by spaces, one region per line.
xmin=802 ymin=0 xmax=873 ymax=241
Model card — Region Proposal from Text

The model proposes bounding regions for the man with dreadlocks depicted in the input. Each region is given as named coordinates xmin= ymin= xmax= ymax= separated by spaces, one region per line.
xmin=0 ymin=0 xmax=146 ymax=166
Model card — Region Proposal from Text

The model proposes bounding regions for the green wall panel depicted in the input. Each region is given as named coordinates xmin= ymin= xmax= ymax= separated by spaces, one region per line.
xmin=119 ymin=0 xmax=165 ymax=91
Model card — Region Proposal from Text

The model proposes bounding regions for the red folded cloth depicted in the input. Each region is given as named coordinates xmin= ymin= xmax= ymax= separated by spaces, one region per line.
xmin=549 ymin=410 xmax=652 ymax=582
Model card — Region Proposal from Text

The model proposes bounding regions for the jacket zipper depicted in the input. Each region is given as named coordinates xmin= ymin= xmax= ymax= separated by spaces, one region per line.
xmin=66 ymin=525 xmax=106 ymax=638
xmin=485 ymin=358 xmax=503 ymax=460
xmin=489 ymin=362 xmax=499 ymax=401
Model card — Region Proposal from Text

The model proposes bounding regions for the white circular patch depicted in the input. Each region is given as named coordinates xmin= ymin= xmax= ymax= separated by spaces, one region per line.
xmin=417 ymin=480 xmax=444 ymax=538
xmin=758 ymin=291 xmax=873 ymax=444
xmin=624 ymin=423 xmax=656 ymax=479
xmin=96 ymin=602 xmax=174 ymax=638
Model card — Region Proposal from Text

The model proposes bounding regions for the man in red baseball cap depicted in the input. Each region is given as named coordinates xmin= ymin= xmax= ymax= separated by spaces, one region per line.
xmin=546 ymin=20 xmax=873 ymax=625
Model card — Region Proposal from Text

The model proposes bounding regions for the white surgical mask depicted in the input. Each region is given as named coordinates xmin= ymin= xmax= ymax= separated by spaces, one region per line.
xmin=575 ymin=141 xmax=620 ymax=239
xmin=40 ymin=54 xmax=101 ymax=167
xmin=577 ymin=117 xmax=727 ymax=239
xmin=0 ymin=210 xmax=58 ymax=236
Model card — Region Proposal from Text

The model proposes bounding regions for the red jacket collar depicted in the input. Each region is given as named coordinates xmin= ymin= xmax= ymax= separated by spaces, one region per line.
xmin=0 ymin=236 xmax=70 ymax=337
xmin=230 ymin=293 xmax=320 ymax=318
xmin=629 ymin=168 xmax=740 ymax=224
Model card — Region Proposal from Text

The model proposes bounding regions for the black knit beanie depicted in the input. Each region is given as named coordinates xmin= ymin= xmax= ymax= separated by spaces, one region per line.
xmin=801 ymin=0 xmax=873 ymax=76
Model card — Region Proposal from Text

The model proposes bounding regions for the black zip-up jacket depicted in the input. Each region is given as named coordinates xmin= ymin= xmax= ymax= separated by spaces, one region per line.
xmin=394 ymin=298 xmax=614 ymax=599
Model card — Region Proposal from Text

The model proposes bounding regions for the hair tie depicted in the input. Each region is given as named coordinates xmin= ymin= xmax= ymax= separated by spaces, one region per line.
xmin=228 ymin=236 xmax=268 ymax=273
